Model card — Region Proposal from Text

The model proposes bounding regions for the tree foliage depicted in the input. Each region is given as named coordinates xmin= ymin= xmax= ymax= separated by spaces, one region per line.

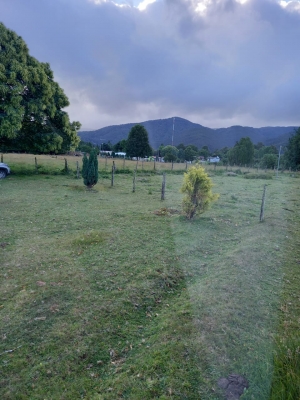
xmin=228 ymin=137 xmax=254 ymax=165
xmin=126 ymin=125 xmax=152 ymax=158
xmin=113 ymin=139 xmax=127 ymax=153
xmin=260 ymin=153 xmax=277 ymax=169
xmin=82 ymin=150 xmax=98 ymax=188
xmin=184 ymin=145 xmax=198 ymax=161
xmin=283 ymin=128 xmax=300 ymax=170
xmin=181 ymin=165 xmax=219 ymax=219
xmin=161 ymin=145 xmax=178 ymax=162
xmin=0 ymin=23 xmax=80 ymax=153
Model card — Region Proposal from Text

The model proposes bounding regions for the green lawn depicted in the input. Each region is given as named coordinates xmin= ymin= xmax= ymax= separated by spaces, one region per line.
xmin=0 ymin=161 xmax=299 ymax=399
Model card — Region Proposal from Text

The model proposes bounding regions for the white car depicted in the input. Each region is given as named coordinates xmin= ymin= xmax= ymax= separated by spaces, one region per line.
xmin=0 ymin=162 xmax=10 ymax=179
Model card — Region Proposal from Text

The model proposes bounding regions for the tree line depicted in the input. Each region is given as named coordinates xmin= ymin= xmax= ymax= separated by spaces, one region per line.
xmin=77 ymin=126 xmax=300 ymax=171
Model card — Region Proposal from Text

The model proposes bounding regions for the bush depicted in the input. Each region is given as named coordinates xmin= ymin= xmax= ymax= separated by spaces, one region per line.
xmin=181 ymin=164 xmax=219 ymax=219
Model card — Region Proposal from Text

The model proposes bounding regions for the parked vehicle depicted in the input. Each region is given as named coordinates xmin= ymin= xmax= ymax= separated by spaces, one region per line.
xmin=0 ymin=162 xmax=10 ymax=179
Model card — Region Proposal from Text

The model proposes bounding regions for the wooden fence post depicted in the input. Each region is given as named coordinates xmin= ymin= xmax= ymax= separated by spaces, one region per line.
xmin=123 ymin=158 xmax=125 ymax=170
xmin=154 ymin=160 xmax=156 ymax=171
xmin=161 ymin=173 xmax=166 ymax=200
xmin=35 ymin=157 xmax=38 ymax=173
xmin=260 ymin=184 xmax=267 ymax=222
xmin=64 ymin=158 xmax=68 ymax=173
xmin=171 ymin=161 xmax=174 ymax=170
xmin=105 ymin=156 xmax=107 ymax=170
xmin=1 ymin=154 xmax=3 ymax=163
xmin=111 ymin=165 xmax=114 ymax=187
xmin=76 ymin=161 xmax=80 ymax=179
xmin=132 ymin=169 xmax=136 ymax=192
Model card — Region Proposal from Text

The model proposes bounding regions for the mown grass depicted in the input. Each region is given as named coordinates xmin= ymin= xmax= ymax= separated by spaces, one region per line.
xmin=0 ymin=154 xmax=299 ymax=399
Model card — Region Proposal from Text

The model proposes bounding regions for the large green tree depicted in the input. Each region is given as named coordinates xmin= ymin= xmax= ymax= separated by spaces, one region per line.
xmin=0 ymin=23 xmax=80 ymax=153
xmin=184 ymin=145 xmax=198 ymax=161
xmin=126 ymin=124 xmax=152 ymax=158
xmin=283 ymin=128 xmax=300 ymax=170
xmin=161 ymin=145 xmax=178 ymax=162
xmin=228 ymin=137 xmax=254 ymax=165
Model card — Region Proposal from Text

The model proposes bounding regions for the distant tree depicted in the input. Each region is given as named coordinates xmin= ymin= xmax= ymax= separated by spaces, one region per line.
xmin=199 ymin=146 xmax=210 ymax=159
xmin=126 ymin=125 xmax=152 ymax=158
xmin=0 ymin=22 xmax=80 ymax=154
xmin=83 ymin=149 xmax=98 ymax=188
xmin=178 ymin=148 xmax=185 ymax=161
xmin=181 ymin=164 xmax=219 ymax=219
xmin=184 ymin=145 xmax=198 ymax=161
xmin=161 ymin=145 xmax=178 ymax=162
xmin=260 ymin=153 xmax=277 ymax=169
xmin=177 ymin=143 xmax=186 ymax=150
xmin=254 ymin=142 xmax=265 ymax=150
xmin=214 ymin=147 xmax=229 ymax=164
xmin=113 ymin=139 xmax=127 ymax=153
xmin=282 ymin=128 xmax=300 ymax=170
xmin=228 ymin=137 xmax=254 ymax=165
xmin=102 ymin=141 xmax=113 ymax=151
xmin=77 ymin=141 xmax=94 ymax=154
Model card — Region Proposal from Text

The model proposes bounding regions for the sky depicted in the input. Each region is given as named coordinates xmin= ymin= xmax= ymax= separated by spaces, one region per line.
xmin=1 ymin=0 xmax=300 ymax=130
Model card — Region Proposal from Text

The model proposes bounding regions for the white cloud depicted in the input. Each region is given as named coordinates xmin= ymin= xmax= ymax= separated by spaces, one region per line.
xmin=137 ymin=0 xmax=157 ymax=10
xmin=279 ymin=0 xmax=300 ymax=11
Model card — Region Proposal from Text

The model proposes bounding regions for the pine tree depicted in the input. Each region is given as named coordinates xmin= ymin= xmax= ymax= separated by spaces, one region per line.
xmin=126 ymin=125 xmax=152 ymax=158
xmin=83 ymin=150 xmax=98 ymax=188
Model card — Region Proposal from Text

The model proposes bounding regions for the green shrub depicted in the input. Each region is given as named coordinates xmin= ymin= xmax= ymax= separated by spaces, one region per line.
xmin=181 ymin=164 xmax=219 ymax=219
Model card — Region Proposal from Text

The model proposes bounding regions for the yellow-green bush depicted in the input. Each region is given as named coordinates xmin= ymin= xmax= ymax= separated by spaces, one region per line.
xmin=181 ymin=164 xmax=219 ymax=219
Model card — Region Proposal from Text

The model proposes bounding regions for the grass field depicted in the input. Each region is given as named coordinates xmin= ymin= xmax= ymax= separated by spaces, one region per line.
xmin=0 ymin=155 xmax=299 ymax=399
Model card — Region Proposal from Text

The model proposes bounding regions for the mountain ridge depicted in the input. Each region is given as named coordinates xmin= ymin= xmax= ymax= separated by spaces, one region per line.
xmin=78 ymin=117 xmax=297 ymax=150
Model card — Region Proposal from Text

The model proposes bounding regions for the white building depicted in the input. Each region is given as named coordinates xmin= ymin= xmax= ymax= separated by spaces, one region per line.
xmin=207 ymin=156 xmax=220 ymax=163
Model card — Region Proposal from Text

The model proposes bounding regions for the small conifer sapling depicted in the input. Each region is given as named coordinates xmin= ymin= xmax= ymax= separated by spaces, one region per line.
xmin=82 ymin=150 xmax=98 ymax=188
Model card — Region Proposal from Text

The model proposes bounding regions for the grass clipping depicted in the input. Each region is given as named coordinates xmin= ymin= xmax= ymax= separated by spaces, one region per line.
xmin=181 ymin=164 xmax=219 ymax=219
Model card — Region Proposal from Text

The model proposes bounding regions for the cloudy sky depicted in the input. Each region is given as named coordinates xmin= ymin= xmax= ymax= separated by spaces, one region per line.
xmin=2 ymin=0 xmax=300 ymax=130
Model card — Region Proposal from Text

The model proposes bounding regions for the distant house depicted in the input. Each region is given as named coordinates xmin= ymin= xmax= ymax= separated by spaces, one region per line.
xmin=115 ymin=152 xmax=126 ymax=158
xmin=100 ymin=150 xmax=113 ymax=156
xmin=207 ymin=156 xmax=220 ymax=163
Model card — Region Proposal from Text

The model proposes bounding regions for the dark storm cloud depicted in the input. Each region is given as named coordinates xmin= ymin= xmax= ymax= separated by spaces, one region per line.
xmin=1 ymin=0 xmax=300 ymax=128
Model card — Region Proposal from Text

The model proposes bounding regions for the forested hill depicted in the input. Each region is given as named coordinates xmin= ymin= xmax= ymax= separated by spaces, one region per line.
xmin=78 ymin=117 xmax=297 ymax=150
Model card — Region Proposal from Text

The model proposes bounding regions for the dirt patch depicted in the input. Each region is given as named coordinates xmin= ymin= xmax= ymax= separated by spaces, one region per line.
xmin=218 ymin=374 xmax=249 ymax=399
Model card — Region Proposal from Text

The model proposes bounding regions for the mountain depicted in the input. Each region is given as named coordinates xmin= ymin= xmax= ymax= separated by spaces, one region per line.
xmin=78 ymin=117 xmax=297 ymax=151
